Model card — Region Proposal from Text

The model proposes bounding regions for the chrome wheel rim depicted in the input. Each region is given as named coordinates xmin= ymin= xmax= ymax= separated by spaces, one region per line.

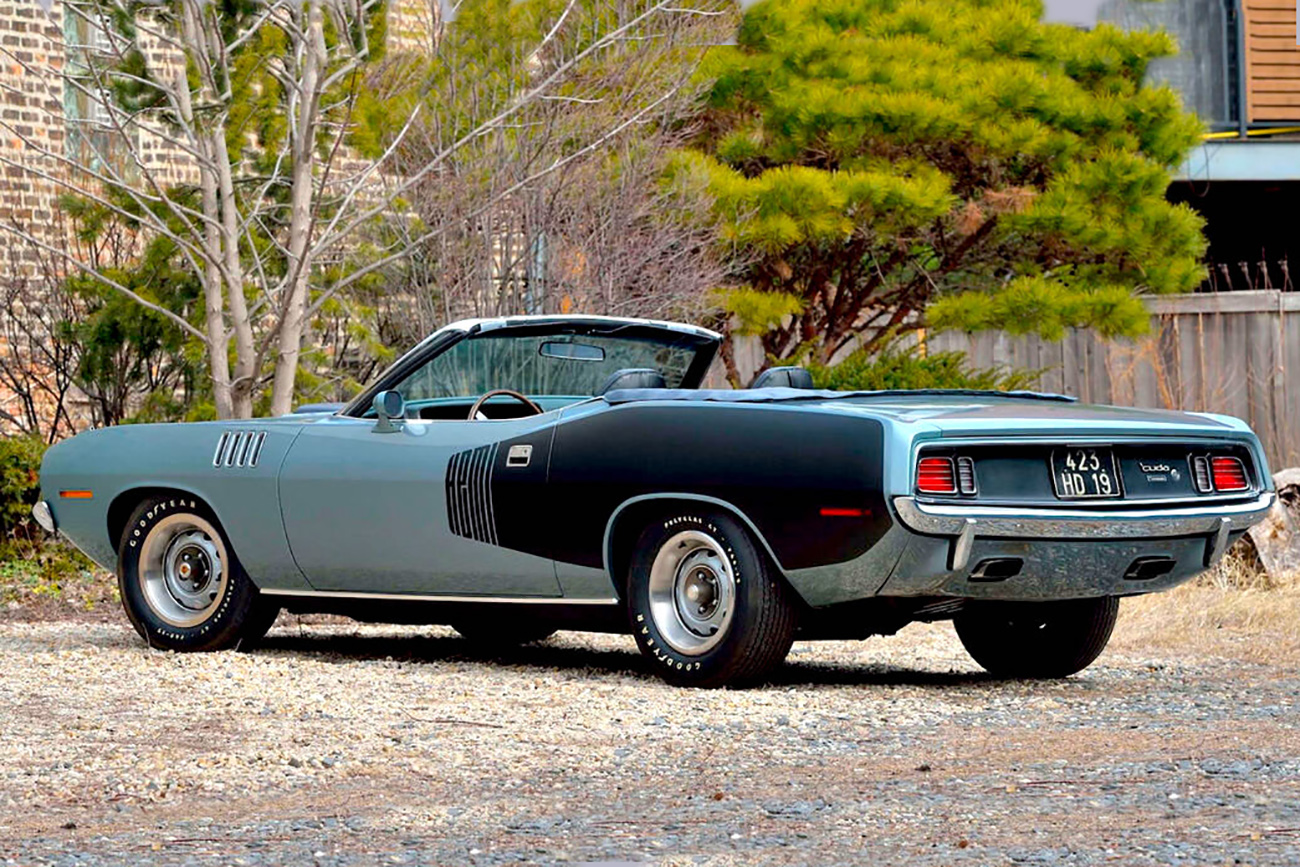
xmin=647 ymin=529 xmax=735 ymax=656
xmin=138 ymin=514 xmax=228 ymax=628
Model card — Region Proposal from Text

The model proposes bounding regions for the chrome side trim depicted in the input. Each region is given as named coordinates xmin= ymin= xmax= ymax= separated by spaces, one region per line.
xmin=602 ymin=492 xmax=790 ymax=579
xmin=259 ymin=588 xmax=618 ymax=605
xmin=893 ymin=493 xmax=1274 ymax=541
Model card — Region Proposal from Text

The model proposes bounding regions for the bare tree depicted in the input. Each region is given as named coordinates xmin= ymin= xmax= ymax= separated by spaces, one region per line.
xmin=0 ymin=267 xmax=84 ymax=442
xmin=0 ymin=201 xmax=202 ymax=439
xmin=1 ymin=0 xmax=731 ymax=419
xmin=374 ymin=1 xmax=736 ymax=346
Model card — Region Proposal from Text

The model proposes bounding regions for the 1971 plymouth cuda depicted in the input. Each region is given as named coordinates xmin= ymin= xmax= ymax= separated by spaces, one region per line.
xmin=33 ymin=315 xmax=1274 ymax=687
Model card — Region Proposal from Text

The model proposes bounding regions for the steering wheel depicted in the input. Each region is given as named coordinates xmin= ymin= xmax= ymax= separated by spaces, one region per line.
xmin=467 ymin=389 xmax=545 ymax=421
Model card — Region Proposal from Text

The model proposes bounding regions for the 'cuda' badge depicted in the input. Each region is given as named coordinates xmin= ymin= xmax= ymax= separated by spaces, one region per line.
xmin=1138 ymin=461 xmax=1179 ymax=483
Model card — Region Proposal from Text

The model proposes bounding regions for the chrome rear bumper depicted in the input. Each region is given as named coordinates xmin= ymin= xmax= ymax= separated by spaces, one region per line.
xmin=892 ymin=492 xmax=1274 ymax=572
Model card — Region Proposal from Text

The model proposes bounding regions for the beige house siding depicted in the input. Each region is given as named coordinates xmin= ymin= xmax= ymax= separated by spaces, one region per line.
xmin=1244 ymin=0 xmax=1300 ymax=122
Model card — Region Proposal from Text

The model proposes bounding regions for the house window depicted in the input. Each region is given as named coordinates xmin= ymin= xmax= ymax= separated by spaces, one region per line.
xmin=62 ymin=2 xmax=134 ymax=179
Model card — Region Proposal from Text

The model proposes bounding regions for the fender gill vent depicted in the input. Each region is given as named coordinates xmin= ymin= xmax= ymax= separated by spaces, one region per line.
xmin=446 ymin=443 xmax=499 ymax=545
xmin=213 ymin=430 xmax=267 ymax=468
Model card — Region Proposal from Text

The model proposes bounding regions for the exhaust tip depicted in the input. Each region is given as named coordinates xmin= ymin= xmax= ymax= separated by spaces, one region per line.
xmin=969 ymin=557 xmax=1023 ymax=582
xmin=1124 ymin=556 xmax=1176 ymax=581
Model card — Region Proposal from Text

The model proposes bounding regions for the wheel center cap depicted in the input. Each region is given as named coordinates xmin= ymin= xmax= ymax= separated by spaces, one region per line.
xmin=684 ymin=569 xmax=717 ymax=609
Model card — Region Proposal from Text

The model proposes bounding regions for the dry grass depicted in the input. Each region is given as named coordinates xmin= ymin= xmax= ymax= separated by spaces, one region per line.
xmin=1192 ymin=536 xmax=1283 ymax=591
xmin=0 ymin=553 xmax=118 ymax=622
xmin=1112 ymin=542 xmax=1300 ymax=666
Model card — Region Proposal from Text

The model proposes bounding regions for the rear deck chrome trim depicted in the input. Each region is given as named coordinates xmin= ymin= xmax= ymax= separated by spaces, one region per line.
xmin=913 ymin=436 xmax=1265 ymax=506
xmin=259 ymin=588 xmax=619 ymax=605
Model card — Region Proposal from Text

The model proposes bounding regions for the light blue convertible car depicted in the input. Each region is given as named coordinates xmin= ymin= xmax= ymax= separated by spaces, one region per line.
xmin=34 ymin=315 xmax=1274 ymax=687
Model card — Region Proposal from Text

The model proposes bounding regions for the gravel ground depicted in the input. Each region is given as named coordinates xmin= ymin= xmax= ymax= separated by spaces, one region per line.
xmin=2 ymin=614 xmax=1298 ymax=866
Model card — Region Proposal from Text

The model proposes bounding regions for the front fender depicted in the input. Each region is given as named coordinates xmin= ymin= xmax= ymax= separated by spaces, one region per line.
xmin=38 ymin=422 xmax=310 ymax=590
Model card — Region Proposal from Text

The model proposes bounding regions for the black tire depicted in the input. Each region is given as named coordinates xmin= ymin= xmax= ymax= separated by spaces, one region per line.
xmin=451 ymin=617 xmax=556 ymax=646
xmin=954 ymin=596 xmax=1120 ymax=678
xmin=117 ymin=494 xmax=280 ymax=652
xmin=627 ymin=510 xmax=796 ymax=688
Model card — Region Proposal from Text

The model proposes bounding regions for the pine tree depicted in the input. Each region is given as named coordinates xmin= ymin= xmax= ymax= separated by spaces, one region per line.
xmin=667 ymin=0 xmax=1207 ymax=373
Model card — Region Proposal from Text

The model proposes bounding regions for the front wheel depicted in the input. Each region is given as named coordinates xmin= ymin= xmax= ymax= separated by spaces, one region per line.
xmin=954 ymin=596 xmax=1119 ymax=678
xmin=627 ymin=511 xmax=796 ymax=688
xmin=117 ymin=495 xmax=280 ymax=652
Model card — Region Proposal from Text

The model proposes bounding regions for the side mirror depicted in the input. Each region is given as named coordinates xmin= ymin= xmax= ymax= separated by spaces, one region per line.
xmin=372 ymin=390 xmax=405 ymax=434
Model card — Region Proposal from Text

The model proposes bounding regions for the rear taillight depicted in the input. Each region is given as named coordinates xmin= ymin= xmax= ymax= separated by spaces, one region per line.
xmin=917 ymin=457 xmax=957 ymax=495
xmin=1210 ymin=456 xmax=1249 ymax=492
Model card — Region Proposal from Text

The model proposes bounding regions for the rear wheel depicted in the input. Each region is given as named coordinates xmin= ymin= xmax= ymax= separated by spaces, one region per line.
xmin=117 ymin=495 xmax=280 ymax=652
xmin=954 ymin=596 xmax=1119 ymax=678
xmin=627 ymin=510 xmax=796 ymax=688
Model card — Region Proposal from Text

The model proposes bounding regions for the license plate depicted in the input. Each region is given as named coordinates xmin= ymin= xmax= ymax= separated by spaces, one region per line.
xmin=1051 ymin=447 xmax=1122 ymax=499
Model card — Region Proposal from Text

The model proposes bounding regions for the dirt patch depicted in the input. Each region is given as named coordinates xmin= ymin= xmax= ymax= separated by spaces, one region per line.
xmin=0 ymin=560 xmax=119 ymax=623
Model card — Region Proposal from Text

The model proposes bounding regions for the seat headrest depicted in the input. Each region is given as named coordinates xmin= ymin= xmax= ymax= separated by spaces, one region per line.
xmin=751 ymin=366 xmax=814 ymax=389
xmin=598 ymin=368 xmax=667 ymax=394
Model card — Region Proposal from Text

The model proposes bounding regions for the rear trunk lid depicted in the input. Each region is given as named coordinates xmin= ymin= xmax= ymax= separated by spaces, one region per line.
xmin=842 ymin=394 xmax=1253 ymax=440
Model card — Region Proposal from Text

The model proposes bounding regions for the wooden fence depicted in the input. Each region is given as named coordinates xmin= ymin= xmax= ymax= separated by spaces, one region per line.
xmin=927 ymin=290 xmax=1300 ymax=469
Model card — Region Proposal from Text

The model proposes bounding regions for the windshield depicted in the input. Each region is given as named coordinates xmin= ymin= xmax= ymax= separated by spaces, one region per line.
xmin=390 ymin=330 xmax=707 ymax=403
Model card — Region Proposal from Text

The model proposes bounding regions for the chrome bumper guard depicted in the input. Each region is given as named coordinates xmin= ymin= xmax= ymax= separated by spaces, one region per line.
xmin=892 ymin=493 xmax=1275 ymax=572
xmin=31 ymin=500 xmax=56 ymax=534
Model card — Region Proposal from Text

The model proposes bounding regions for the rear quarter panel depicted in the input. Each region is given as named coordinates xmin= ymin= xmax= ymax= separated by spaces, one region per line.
xmin=39 ymin=422 xmax=309 ymax=589
xmin=542 ymin=400 xmax=891 ymax=576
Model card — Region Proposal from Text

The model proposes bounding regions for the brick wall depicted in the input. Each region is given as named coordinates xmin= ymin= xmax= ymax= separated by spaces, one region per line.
xmin=0 ymin=0 xmax=434 ymax=437
xmin=0 ymin=0 xmax=66 ymax=276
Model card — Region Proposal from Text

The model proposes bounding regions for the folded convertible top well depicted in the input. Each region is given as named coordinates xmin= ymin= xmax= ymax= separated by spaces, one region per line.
xmin=600 ymin=387 xmax=1079 ymax=404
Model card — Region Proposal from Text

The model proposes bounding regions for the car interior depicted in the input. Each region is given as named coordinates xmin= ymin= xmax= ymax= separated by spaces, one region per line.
xmin=348 ymin=325 xmax=818 ymax=423
xmin=404 ymin=365 xmax=818 ymax=420
xmin=751 ymin=366 xmax=815 ymax=389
